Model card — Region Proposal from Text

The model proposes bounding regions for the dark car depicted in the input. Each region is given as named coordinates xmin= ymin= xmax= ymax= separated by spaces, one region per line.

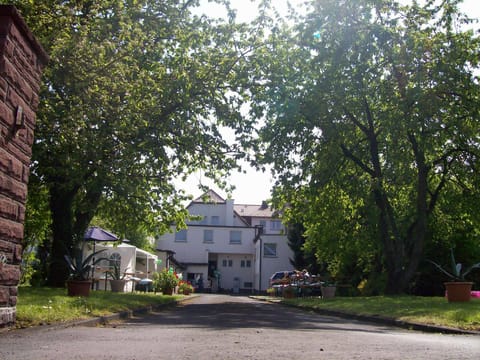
xmin=269 ymin=270 xmax=296 ymax=286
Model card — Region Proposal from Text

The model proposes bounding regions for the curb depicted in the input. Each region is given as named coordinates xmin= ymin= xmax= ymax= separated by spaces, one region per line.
xmin=3 ymin=295 xmax=198 ymax=334
xmin=69 ymin=294 xmax=200 ymax=328
xmin=251 ymin=296 xmax=480 ymax=336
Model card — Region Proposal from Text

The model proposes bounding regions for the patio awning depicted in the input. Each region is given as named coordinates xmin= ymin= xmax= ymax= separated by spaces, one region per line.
xmin=135 ymin=247 xmax=157 ymax=259
xmin=84 ymin=226 xmax=118 ymax=242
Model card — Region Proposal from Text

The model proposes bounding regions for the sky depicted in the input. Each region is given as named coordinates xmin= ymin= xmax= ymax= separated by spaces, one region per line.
xmin=178 ymin=0 xmax=480 ymax=205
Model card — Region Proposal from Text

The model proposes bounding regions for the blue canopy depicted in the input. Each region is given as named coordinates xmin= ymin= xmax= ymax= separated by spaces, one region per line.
xmin=84 ymin=226 xmax=118 ymax=242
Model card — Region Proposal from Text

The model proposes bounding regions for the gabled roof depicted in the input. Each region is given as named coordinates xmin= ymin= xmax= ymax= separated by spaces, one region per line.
xmin=190 ymin=189 xmax=226 ymax=205
xmin=188 ymin=189 xmax=279 ymax=221
xmin=234 ymin=203 xmax=277 ymax=218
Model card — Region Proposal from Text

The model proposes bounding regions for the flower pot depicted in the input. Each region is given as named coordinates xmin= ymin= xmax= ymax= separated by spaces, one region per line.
xmin=444 ymin=282 xmax=473 ymax=302
xmin=282 ymin=287 xmax=296 ymax=298
xmin=110 ymin=279 xmax=126 ymax=293
xmin=163 ymin=287 xmax=174 ymax=295
xmin=67 ymin=280 xmax=92 ymax=297
xmin=321 ymin=285 xmax=336 ymax=299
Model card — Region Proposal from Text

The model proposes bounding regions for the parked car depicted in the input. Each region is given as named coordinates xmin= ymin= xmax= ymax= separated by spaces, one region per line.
xmin=269 ymin=270 xmax=296 ymax=286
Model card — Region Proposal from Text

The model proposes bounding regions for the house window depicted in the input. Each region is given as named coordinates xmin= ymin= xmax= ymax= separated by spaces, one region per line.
xmin=199 ymin=216 xmax=207 ymax=225
xmin=222 ymin=259 xmax=227 ymax=267
xmin=228 ymin=259 xmax=233 ymax=267
xmin=175 ymin=229 xmax=187 ymax=242
xmin=270 ymin=220 xmax=282 ymax=231
xmin=244 ymin=282 xmax=253 ymax=288
xmin=240 ymin=260 xmax=251 ymax=268
xmin=263 ymin=243 xmax=277 ymax=258
xmin=203 ymin=230 xmax=213 ymax=243
xmin=211 ymin=216 xmax=220 ymax=225
xmin=229 ymin=230 xmax=242 ymax=244
xmin=260 ymin=220 xmax=266 ymax=233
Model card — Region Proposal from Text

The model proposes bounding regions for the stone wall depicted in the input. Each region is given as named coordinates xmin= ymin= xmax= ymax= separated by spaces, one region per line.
xmin=0 ymin=5 xmax=48 ymax=327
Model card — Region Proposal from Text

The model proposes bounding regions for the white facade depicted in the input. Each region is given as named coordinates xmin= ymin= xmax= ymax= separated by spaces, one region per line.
xmin=155 ymin=190 xmax=294 ymax=292
xmin=87 ymin=243 xmax=158 ymax=292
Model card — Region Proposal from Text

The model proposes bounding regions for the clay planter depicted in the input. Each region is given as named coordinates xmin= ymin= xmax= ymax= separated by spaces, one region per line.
xmin=163 ymin=287 xmax=174 ymax=295
xmin=110 ymin=279 xmax=126 ymax=293
xmin=282 ymin=287 xmax=296 ymax=298
xmin=321 ymin=285 xmax=337 ymax=299
xmin=444 ymin=282 xmax=473 ymax=302
xmin=67 ymin=280 xmax=92 ymax=297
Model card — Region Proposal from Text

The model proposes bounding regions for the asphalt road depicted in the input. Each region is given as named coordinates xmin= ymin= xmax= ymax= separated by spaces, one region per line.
xmin=0 ymin=294 xmax=479 ymax=359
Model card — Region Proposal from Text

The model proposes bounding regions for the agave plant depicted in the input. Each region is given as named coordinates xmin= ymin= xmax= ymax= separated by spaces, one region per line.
xmin=428 ymin=248 xmax=480 ymax=282
xmin=64 ymin=243 xmax=107 ymax=281
xmin=108 ymin=262 xmax=129 ymax=280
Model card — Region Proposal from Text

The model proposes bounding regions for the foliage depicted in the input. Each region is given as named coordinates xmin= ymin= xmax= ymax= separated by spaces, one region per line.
xmin=428 ymin=248 xmax=480 ymax=282
xmin=6 ymin=0 xmax=256 ymax=286
xmin=287 ymin=222 xmax=321 ymax=275
xmin=178 ymin=280 xmax=194 ymax=294
xmin=107 ymin=262 xmax=128 ymax=281
xmin=21 ymin=180 xmax=52 ymax=285
xmin=248 ymin=0 xmax=480 ymax=294
xmin=64 ymin=242 xmax=107 ymax=281
xmin=152 ymin=269 xmax=179 ymax=291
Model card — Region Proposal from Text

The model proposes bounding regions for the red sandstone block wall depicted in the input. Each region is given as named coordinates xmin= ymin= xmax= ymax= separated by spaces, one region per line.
xmin=0 ymin=5 xmax=48 ymax=327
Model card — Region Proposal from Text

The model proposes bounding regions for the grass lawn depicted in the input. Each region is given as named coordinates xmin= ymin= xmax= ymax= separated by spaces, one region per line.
xmin=15 ymin=286 xmax=181 ymax=329
xmin=282 ymin=296 xmax=480 ymax=331
xmin=14 ymin=288 xmax=480 ymax=332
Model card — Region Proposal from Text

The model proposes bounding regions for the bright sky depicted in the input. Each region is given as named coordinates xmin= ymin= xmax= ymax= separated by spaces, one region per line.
xmin=179 ymin=0 xmax=480 ymax=205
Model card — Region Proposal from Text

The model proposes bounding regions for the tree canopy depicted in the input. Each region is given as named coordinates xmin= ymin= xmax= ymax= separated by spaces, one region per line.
xmin=10 ymin=0 xmax=257 ymax=285
xmin=248 ymin=0 xmax=480 ymax=293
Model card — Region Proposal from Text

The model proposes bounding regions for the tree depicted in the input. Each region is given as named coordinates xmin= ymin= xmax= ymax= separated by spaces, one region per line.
xmin=11 ymin=0 xmax=255 ymax=286
xmin=250 ymin=0 xmax=480 ymax=293
xmin=287 ymin=222 xmax=322 ymax=274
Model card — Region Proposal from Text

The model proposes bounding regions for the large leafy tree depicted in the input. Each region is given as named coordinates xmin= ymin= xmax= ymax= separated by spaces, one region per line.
xmin=10 ymin=0 xmax=255 ymax=286
xmin=250 ymin=0 xmax=480 ymax=293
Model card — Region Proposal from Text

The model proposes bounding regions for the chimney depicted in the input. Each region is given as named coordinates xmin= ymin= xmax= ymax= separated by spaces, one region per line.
xmin=225 ymin=198 xmax=234 ymax=226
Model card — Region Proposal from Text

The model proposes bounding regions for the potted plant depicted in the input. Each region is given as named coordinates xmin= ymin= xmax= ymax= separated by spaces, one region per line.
xmin=266 ymin=287 xmax=276 ymax=297
xmin=282 ymin=285 xmax=296 ymax=298
xmin=321 ymin=280 xmax=337 ymax=299
xmin=153 ymin=268 xmax=179 ymax=295
xmin=178 ymin=280 xmax=194 ymax=295
xmin=428 ymin=248 xmax=480 ymax=302
xmin=107 ymin=263 xmax=129 ymax=293
xmin=64 ymin=244 xmax=107 ymax=297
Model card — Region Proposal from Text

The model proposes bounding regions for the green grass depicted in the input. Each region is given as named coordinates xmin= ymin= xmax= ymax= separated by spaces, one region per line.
xmin=16 ymin=287 xmax=181 ymax=329
xmin=282 ymin=296 xmax=480 ymax=331
xmin=15 ymin=288 xmax=480 ymax=331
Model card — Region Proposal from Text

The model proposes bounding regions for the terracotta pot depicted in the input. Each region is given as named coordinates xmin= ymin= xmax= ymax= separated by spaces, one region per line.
xmin=110 ymin=279 xmax=126 ymax=293
xmin=283 ymin=287 xmax=296 ymax=298
xmin=444 ymin=282 xmax=473 ymax=302
xmin=67 ymin=280 xmax=92 ymax=297
xmin=163 ymin=287 xmax=174 ymax=295
xmin=321 ymin=286 xmax=336 ymax=299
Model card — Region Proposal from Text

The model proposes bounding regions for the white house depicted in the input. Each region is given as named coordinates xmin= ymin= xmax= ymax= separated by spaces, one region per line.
xmin=155 ymin=190 xmax=294 ymax=292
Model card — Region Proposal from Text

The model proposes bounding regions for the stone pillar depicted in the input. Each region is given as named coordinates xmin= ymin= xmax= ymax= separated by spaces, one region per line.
xmin=0 ymin=5 xmax=48 ymax=327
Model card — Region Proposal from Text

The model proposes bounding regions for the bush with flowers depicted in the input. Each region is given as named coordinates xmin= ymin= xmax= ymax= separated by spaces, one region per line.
xmin=153 ymin=268 xmax=179 ymax=294
xmin=178 ymin=280 xmax=194 ymax=295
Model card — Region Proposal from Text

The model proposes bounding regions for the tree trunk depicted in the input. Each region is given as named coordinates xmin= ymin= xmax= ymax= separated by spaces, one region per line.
xmin=46 ymin=187 xmax=75 ymax=287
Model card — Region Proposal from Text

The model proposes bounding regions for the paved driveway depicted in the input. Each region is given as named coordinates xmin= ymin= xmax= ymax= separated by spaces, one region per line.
xmin=0 ymin=294 xmax=479 ymax=359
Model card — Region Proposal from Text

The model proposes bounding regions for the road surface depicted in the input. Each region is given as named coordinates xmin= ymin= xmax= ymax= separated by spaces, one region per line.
xmin=0 ymin=294 xmax=478 ymax=359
